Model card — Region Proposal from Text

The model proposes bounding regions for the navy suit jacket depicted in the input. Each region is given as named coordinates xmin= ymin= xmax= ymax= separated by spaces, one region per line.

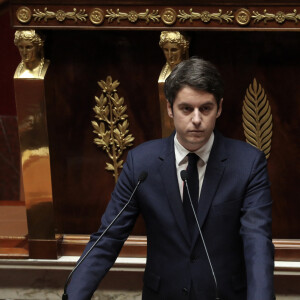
xmin=67 ymin=132 xmax=274 ymax=300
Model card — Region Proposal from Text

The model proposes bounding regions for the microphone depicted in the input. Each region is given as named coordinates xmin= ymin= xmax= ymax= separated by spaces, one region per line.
xmin=62 ymin=171 xmax=148 ymax=300
xmin=180 ymin=170 xmax=220 ymax=300
xmin=138 ymin=171 xmax=148 ymax=182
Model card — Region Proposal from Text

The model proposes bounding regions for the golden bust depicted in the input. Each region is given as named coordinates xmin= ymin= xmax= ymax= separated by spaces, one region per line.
xmin=158 ymin=31 xmax=190 ymax=82
xmin=14 ymin=30 xmax=49 ymax=79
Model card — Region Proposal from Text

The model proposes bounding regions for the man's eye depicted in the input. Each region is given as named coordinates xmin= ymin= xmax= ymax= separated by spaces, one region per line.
xmin=200 ymin=106 xmax=211 ymax=113
xmin=182 ymin=106 xmax=192 ymax=112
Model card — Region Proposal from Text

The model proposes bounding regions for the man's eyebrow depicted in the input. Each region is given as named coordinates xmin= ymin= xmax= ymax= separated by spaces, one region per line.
xmin=177 ymin=101 xmax=215 ymax=107
xmin=178 ymin=102 xmax=192 ymax=106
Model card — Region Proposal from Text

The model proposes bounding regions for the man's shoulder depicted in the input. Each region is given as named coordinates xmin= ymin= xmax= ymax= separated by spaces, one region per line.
xmin=131 ymin=136 xmax=169 ymax=156
xmin=223 ymin=135 xmax=257 ymax=150
xmin=220 ymin=133 xmax=265 ymax=160
xmin=125 ymin=136 xmax=171 ymax=170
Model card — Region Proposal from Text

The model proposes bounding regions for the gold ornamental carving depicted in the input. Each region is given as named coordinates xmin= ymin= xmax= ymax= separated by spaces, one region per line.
xmin=16 ymin=6 xmax=32 ymax=24
xmin=235 ymin=8 xmax=251 ymax=26
xmin=89 ymin=8 xmax=104 ymax=25
xmin=158 ymin=31 xmax=190 ymax=137
xmin=158 ymin=31 xmax=190 ymax=82
xmin=161 ymin=8 xmax=177 ymax=25
xmin=92 ymin=76 xmax=135 ymax=182
xmin=252 ymin=9 xmax=300 ymax=24
xmin=15 ymin=6 xmax=300 ymax=27
xmin=14 ymin=30 xmax=50 ymax=79
xmin=178 ymin=9 xmax=234 ymax=23
xmin=242 ymin=78 xmax=273 ymax=159
xmin=33 ymin=8 xmax=88 ymax=22
xmin=105 ymin=9 xmax=160 ymax=24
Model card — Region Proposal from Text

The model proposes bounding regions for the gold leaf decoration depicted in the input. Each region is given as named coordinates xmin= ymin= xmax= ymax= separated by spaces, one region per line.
xmin=242 ymin=78 xmax=273 ymax=159
xmin=252 ymin=9 xmax=300 ymax=24
xmin=33 ymin=7 xmax=88 ymax=22
xmin=235 ymin=8 xmax=251 ymax=26
xmin=16 ymin=6 xmax=32 ymax=24
xmin=105 ymin=9 xmax=160 ymax=24
xmin=92 ymin=76 xmax=135 ymax=182
xmin=178 ymin=9 xmax=234 ymax=23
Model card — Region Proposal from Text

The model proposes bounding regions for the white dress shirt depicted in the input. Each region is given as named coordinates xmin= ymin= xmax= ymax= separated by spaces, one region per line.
xmin=174 ymin=132 xmax=214 ymax=201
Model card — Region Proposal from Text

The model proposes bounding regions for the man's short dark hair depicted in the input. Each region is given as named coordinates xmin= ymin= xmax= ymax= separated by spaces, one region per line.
xmin=164 ymin=57 xmax=224 ymax=107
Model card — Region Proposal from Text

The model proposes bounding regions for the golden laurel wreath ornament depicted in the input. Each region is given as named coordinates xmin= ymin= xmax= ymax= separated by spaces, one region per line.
xmin=92 ymin=76 xmax=135 ymax=182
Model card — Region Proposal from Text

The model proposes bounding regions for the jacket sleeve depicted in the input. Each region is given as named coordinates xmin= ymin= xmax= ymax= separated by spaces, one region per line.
xmin=66 ymin=150 xmax=140 ymax=300
xmin=240 ymin=150 xmax=275 ymax=300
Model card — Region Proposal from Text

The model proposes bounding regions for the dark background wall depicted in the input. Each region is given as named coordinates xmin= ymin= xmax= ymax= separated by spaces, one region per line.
xmin=1 ymin=3 xmax=299 ymax=239
xmin=43 ymin=30 xmax=299 ymax=238
xmin=0 ymin=6 xmax=21 ymax=201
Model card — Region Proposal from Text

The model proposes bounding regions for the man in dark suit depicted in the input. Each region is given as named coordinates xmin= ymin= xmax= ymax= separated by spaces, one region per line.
xmin=66 ymin=57 xmax=274 ymax=299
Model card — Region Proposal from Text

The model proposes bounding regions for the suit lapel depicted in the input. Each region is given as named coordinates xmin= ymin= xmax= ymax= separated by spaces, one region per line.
xmin=192 ymin=132 xmax=227 ymax=245
xmin=159 ymin=134 xmax=191 ymax=246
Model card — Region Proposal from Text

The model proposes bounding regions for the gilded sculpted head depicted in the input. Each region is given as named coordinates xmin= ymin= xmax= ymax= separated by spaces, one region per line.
xmin=14 ymin=30 xmax=48 ymax=78
xmin=159 ymin=31 xmax=189 ymax=69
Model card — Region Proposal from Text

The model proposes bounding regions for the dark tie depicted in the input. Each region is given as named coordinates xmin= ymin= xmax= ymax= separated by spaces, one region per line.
xmin=183 ymin=153 xmax=199 ymax=237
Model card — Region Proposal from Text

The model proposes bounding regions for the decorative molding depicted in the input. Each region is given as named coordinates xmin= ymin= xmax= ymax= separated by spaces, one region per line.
xmin=252 ymin=9 xmax=300 ymax=24
xmin=242 ymin=78 xmax=273 ymax=159
xmin=105 ymin=9 xmax=160 ymax=24
xmin=16 ymin=6 xmax=32 ymax=24
xmin=177 ymin=9 xmax=234 ymax=23
xmin=161 ymin=8 xmax=177 ymax=25
xmin=14 ymin=6 xmax=300 ymax=28
xmin=235 ymin=8 xmax=251 ymax=26
xmin=89 ymin=8 xmax=105 ymax=25
xmin=92 ymin=76 xmax=134 ymax=182
xmin=32 ymin=7 xmax=88 ymax=22
xmin=59 ymin=235 xmax=147 ymax=257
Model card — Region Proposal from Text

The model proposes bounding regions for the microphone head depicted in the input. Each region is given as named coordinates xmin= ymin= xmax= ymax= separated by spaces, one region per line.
xmin=180 ymin=170 xmax=188 ymax=181
xmin=138 ymin=171 xmax=148 ymax=182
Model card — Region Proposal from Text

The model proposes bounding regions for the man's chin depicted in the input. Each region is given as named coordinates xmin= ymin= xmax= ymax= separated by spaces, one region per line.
xmin=185 ymin=138 xmax=207 ymax=150
xmin=188 ymin=135 xmax=206 ymax=142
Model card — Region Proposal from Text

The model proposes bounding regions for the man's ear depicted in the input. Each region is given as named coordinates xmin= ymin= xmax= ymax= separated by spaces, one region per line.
xmin=167 ymin=101 xmax=173 ymax=118
xmin=216 ymin=98 xmax=223 ymax=118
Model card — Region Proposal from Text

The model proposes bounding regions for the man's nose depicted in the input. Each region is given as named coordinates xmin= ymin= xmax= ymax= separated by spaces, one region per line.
xmin=192 ymin=110 xmax=202 ymax=125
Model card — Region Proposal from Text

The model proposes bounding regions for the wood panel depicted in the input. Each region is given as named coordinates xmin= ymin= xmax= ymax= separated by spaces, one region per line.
xmin=45 ymin=30 xmax=162 ymax=235
xmin=0 ymin=9 xmax=19 ymax=116
xmin=58 ymin=235 xmax=147 ymax=257
xmin=8 ymin=0 xmax=300 ymax=260
xmin=0 ymin=236 xmax=28 ymax=259
xmin=1 ymin=235 xmax=300 ymax=261
xmin=58 ymin=235 xmax=300 ymax=261
xmin=41 ymin=30 xmax=300 ymax=239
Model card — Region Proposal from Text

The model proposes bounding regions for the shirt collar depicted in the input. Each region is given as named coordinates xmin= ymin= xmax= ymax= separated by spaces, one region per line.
xmin=174 ymin=132 xmax=214 ymax=166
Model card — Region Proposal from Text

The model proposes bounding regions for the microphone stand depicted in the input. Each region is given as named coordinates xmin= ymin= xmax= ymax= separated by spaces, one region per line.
xmin=181 ymin=170 xmax=220 ymax=300
xmin=62 ymin=172 xmax=147 ymax=300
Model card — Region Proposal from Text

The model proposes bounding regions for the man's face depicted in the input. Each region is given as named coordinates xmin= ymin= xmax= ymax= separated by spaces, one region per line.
xmin=167 ymin=86 xmax=222 ymax=151
xmin=163 ymin=42 xmax=183 ymax=67
xmin=17 ymin=40 xmax=38 ymax=64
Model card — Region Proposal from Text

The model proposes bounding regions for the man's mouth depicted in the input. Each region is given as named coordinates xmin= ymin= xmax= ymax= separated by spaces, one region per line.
xmin=187 ymin=130 xmax=204 ymax=136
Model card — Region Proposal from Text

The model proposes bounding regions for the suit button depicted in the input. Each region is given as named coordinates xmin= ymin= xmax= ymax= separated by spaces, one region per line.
xmin=182 ymin=287 xmax=189 ymax=295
